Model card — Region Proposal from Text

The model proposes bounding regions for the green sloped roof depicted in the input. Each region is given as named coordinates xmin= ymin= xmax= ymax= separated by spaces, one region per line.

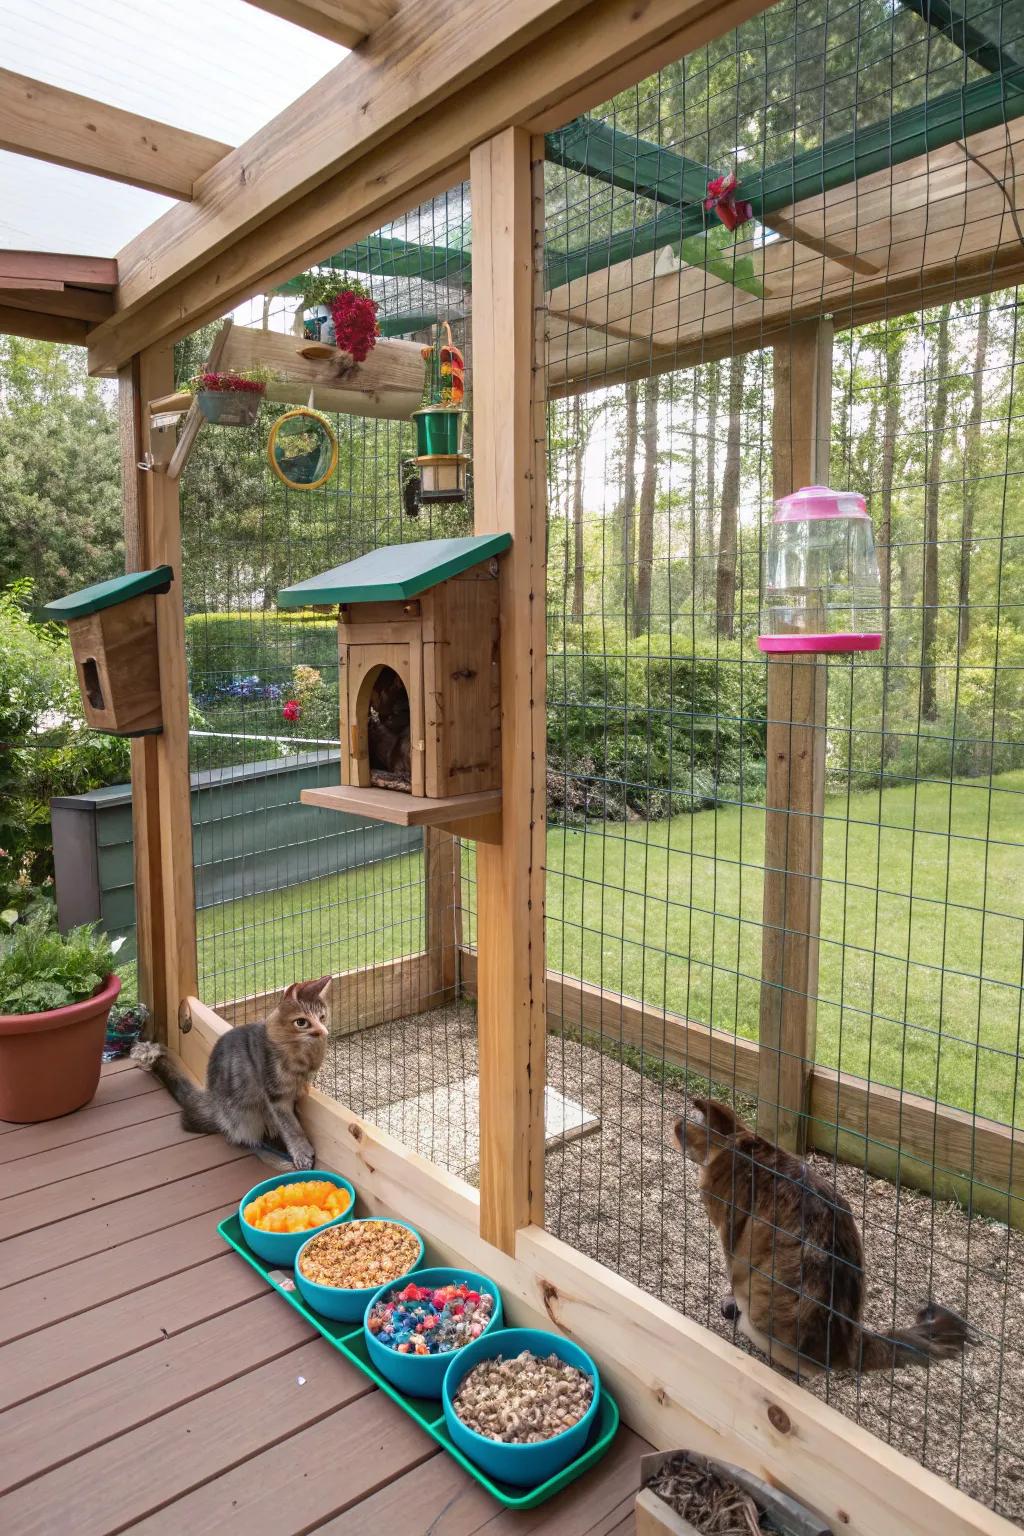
xmin=278 ymin=534 xmax=511 ymax=607
xmin=42 ymin=566 xmax=174 ymax=622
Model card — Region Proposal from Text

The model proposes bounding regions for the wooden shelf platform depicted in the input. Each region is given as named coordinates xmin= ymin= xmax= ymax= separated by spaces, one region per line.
xmin=300 ymin=783 xmax=501 ymax=833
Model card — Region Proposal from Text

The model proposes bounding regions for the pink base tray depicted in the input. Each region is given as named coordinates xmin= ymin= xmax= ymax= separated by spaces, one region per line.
xmin=758 ymin=633 xmax=883 ymax=654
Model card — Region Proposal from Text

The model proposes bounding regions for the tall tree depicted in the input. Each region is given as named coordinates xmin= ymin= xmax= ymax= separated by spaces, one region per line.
xmin=958 ymin=291 xmax=992 ymax=653
xmin=619 ymin=382 xmax=639 ymax=624
xmin=877 ymin=325 xmax=905 ymax=638
xmin=570 ymin=394 xmax=586 ymax=623
xmin=703 ymin=361 xmax=721 ymax=626
xmin=921 ymin=305 xmax=952 ymax=722
xmin=633 ymin=375 xmax=661 ymax=634
xmin=715 ymin=353 xmax=745 ymax=639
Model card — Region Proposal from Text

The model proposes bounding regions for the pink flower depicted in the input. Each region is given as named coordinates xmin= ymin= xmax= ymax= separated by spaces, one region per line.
xmin=282 ymin=699 xmax=301 ymax=722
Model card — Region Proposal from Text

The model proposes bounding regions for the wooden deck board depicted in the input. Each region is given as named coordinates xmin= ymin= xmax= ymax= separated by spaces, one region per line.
xmin=0 ymin=1064 xmax=645 ymax=1534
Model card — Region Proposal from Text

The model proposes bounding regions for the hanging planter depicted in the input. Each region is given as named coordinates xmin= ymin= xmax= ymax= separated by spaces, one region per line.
xmin=192 ymin=369 xmax=268 ymax=427
xmin=298 ymin=273 xmax=379 ymax=362
xmin=411 ymin=320 xmax=468 ymax=488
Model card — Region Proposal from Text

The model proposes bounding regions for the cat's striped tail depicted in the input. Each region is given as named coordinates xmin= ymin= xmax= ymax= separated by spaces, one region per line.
xmin=130 ymin=1042 xmax=221 ymax=1135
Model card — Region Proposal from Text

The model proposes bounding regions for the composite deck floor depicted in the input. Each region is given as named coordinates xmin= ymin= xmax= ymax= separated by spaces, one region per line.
xmin=0 ymin=1060 xmax=643 ymax=1535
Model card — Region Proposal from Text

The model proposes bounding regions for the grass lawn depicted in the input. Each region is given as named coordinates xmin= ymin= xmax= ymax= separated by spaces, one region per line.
xmin=198 ymin=771 xmax=1024 ymax=1127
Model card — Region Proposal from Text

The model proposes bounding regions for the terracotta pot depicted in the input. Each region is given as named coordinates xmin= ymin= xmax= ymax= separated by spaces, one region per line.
xmin=0 ymin=974 xmax=121 ymax=1122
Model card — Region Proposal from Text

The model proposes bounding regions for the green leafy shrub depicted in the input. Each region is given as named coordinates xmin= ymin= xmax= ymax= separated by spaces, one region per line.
xmin=0 ymin=908 xmax=119 ymax=1015
xmin=281 ymin=664 xmax=339 ymax=741
xmin=547 ymin=620 xmax=767 ymax=820
xmin=185 ymin=611 xmax=337 ymax=688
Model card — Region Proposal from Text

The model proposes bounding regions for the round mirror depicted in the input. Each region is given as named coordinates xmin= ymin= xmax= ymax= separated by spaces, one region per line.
xmin=267 ymin=409 xmax=338 ymax=490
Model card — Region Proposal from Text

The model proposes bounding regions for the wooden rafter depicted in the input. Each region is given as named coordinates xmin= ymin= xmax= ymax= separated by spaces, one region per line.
xmin=239 ymin=0 xmax=395 ymax=46
xmin=85 ymin=0 xmax=780 ymax=374
xmin=0 ymin=69 xmax=232 ymax=198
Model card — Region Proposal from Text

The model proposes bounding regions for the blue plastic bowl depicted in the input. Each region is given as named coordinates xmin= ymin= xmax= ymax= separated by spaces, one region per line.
xmin=237 ymin=1169 xmax=356 ymax=1266
xmin=442 ymin=1326 xmax=601 ymax=1487
xmin=294 ymin=1217 xmax=424 ymax=1322
xmin=363 ymin=1267 xmax=504 ymax=1399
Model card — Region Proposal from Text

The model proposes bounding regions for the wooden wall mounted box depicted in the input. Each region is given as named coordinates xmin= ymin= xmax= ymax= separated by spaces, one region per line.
xmin=279 ymin=535 xmax=509 ymax=835
xmin=42 ymin=566 xmax=173 ymax=737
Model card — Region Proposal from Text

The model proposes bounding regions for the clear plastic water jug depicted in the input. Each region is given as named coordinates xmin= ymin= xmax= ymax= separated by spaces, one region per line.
xmin=759 ymin=485 xmax=883 ymax=654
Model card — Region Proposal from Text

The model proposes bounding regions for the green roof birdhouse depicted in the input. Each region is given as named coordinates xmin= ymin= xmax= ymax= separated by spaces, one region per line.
xmin=43 ymin=567 xmax=172 ymax=737
xmin=279 ymin=535 xmax=509 ymax=831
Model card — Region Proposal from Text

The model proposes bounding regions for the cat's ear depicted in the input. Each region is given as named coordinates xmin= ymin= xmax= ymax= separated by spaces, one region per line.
xmin=692 ymin=1096 xmax=744 ymax=1138
xmin=282 ymin=983 xmax=301 ymax=1003
xmin=298 ymin=976 xmax=332 ymax=1002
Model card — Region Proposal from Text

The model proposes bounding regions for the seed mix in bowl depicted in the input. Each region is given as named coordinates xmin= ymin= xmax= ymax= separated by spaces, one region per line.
xmin=298 ymin=1219 xmax=420 ymax=1289
xmin=453 ymin=1349 xmax=594 ymax=1443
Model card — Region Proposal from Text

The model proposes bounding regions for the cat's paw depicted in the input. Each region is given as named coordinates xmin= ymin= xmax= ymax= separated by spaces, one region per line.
xmin=291 ymin=1146 xmax=316 ymax=1171
xmin=130 ymin=1041 xmax=164 ymax=1070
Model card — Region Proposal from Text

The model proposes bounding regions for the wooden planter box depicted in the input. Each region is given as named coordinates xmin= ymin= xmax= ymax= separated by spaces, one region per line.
xmin=43 ymin=566 xmax=173 ymax=737
xmin=636 ymin=1451 xmax=830 ymax=1536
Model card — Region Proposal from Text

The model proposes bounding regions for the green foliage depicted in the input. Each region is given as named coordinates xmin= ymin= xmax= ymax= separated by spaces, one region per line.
xmin=186 ymin=611 xmax=337 ymax=683
xmin=284 ymin=665 xmax=339 ymax=740
xmin=298 ymin=273 xmax=370 ymax=309
xmin=0 ymin=907 xmax=118 ymax=1015
xmin=547 ymin=619 xmax=766 ymax=819
xmin=0 ymin=582 xmax=131 ymax=884
xmin=0 ymin=341 xmax=122 ymax=603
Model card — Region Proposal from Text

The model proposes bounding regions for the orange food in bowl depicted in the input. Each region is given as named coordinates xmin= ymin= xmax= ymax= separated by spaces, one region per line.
xmin=244 ymin=1180 xmax=351 ymax=1233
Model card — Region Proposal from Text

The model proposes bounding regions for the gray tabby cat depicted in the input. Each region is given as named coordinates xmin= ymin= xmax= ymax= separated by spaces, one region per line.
xmin=131 ymin=977 xmax=332 ymax=1171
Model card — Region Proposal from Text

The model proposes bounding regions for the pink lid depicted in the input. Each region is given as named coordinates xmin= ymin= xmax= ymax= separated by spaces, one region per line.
xmin=773 ymin=485 xmax=868 ymax=522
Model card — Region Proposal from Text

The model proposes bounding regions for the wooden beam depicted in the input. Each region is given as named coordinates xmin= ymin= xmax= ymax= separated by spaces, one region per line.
xmin=86 ymin=0 xmax=777 ymax=374
xmin=239 ymin=0 xmax=395 ymax=46
xmin=0 ymin=304 xmax=89 ymax=345
xmin=166 ymin=321 xmax=231 ymax=481
xmin=119 ymin=349 xmax=198 ymax=1047
xmin=0 ymin=287 xmax=114 ymax=323
xmin=220 ymin=321 xmax=424 ymax=394
xmin=470 ymin=128 xmax=548 ymax=1254
xmin=424 ymin=831 xmax=460 ymax=1004
xmin=180 ymin=996 xmax=1018 ymax=1536
xmin=0 ymin=69 xmax=232 ymax=198
xmin=756 ymin=321 xmax=832 ymax=1154
xmin=0 ymin=276 xmax=64 ymax=291
xmin=217 ymin=952 xmax=433 ymax=1033
xmin=0 ymin=250 xmax=117 ymax=287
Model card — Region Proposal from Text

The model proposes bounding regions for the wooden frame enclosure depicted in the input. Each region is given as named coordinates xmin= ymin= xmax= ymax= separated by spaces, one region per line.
xmin=6 ymin=2 xmax=1023 ymax=1531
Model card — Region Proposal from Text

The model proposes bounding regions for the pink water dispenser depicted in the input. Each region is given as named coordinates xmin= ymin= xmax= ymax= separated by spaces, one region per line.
xmin=759 ymin=485 xmax=883 ymax=654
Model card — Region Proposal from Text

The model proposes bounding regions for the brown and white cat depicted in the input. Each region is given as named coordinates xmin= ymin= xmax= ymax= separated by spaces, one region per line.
xmin=131 ymin=978 xmax=332 ymax=1171
xmin=675 ymin=1097 xmax=977 ymax=1377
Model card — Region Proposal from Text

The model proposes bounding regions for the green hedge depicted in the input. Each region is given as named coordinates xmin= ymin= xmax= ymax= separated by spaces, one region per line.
xmin=547 ymin=621 xmax=767 ymax=820
xmin=185 ymin=611 xmax=337 ymax=684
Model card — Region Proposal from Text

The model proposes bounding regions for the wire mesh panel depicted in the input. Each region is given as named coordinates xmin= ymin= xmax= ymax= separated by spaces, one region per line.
xmin=540 ymin=0 xmax=1024 ymax=1519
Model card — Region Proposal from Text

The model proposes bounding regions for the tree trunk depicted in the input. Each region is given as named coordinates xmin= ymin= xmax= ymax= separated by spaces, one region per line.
xmin=921 ymin=305 xmax=952 ymax=722
xmin=716 ymin=353 xmax=745 ymax=639
xmin=633 ymin=376 xmax=660 ymax=635
xmin=620 ymin=383 xmax=639 ymax=625
xmin=570 ymin=394 xmax=586 ymax=624
xmin=877 ymin=333 xmax=902 ymax=637
xmin=703 ymin=362 xmax=720 ymax=624
xmin=959 ymin=292 xmax=991 ymax=653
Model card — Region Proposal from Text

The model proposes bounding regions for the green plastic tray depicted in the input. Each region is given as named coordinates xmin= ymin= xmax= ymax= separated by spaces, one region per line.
xmin=218 ymin=1214 xmax=619 ymax=1509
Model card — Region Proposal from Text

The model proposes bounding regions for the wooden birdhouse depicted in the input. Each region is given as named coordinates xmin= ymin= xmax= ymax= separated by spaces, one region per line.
xmin=278 ymin=535 xmax=509 ymax=833
xmin=42 ymin=567 xmax=172 ymax=737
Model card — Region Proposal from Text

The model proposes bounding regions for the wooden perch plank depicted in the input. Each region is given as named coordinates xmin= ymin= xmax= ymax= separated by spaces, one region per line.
xmin=0 ymin=68 xmax=231 ymax=198
xmin=239 ymin=0 xmax=395 ymax=46
xmin=219 ymin=322 xmax=424 ymax=395
xmin=0 ymin=251 xmax=117 ymax=288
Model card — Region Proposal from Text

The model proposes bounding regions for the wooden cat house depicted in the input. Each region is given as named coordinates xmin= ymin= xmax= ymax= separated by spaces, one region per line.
xmin=278 ymin=535 xmax=509 ymax=836
xmin=42 ymin=566 xmax=173 ymax=737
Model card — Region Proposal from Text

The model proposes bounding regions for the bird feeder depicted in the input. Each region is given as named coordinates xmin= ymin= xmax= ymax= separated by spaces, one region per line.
xmin=42 ymin=566 xmax=173 ymax=736
xmin=759 ymin=486 xmax=883 ymax=654
xmin=406 ymin=321 xmax=469 ymax=509
xmin=278 ymin=534 xmax=509 ymax=834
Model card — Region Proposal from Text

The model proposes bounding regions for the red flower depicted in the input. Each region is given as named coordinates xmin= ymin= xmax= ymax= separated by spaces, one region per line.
xmin=197 ymin=370 xmax=266 ymax=393
xmin=282 ymin=699 xmax=301 ymax=722
xmin=330 ymin=289 xmax=380 ymax=363
xmin=704 ymin=172 xmax=753 ymax=233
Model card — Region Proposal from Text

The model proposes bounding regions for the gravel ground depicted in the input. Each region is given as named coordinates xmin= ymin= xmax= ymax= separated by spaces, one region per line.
xmin=320 ymin=1002 xmax=1024 ymax=1524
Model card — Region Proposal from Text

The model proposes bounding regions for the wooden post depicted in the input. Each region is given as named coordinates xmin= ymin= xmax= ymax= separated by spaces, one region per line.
xmin=757 ymin=320 xmax=832 ymax=1150
xmin=118 ymin=345 xmax=198 ymax=1050
xmin=470 ymin=127 xmax=547 ymax=1252
xmin=423 ymin=828 xmax=460 ymax=1004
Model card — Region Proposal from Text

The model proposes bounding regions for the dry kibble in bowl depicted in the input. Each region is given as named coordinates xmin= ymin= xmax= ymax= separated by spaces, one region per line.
xmin=453 ymin=1349 xmax=594 ymax=1443
xmin=298 ymin=1219 xmax=421 ymax=1290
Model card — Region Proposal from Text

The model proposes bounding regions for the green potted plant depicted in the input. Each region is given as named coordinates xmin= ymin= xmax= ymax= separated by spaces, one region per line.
xmin=190 ymin=367 xmax=269 ymax=427
xmin=413 ymin=320 xmax=467 ymax=456
xmin=0 ymin=906 xmax=124 ymax=1122
xmin=297 ymin=273 xmax=379 ymax=360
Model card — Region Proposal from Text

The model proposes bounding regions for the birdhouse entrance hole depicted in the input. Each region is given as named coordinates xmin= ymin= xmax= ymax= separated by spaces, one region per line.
xmin=81 ymin=658 xmax=105 ymax=712
xmin=359 ymin=665 xmax=412 ymax=792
